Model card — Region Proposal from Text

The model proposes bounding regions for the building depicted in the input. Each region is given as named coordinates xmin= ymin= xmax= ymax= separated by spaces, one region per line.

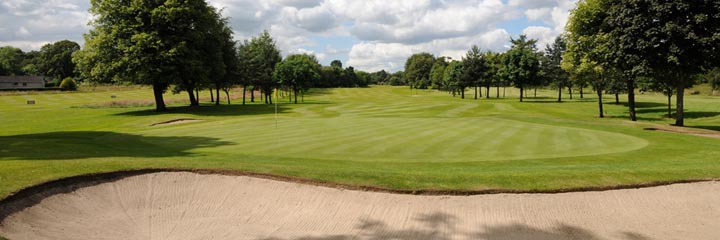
xmin=0 ymin=76 xmax=45 ymax=89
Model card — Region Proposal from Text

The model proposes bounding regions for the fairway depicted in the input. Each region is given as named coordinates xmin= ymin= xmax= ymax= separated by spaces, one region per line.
xmin=1 ymin=86 xmax=720 ymax=197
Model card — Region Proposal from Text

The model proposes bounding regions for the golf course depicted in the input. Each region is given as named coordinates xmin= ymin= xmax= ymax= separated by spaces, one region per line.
xmin=1 ymin=85 xmax=719 ymax=197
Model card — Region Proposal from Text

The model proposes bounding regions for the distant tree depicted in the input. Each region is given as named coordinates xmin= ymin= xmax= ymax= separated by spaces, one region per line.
xmin=39 ymin=40 xmax=80 ymax=83
xmin=389 ymin=71 xmax=405 ymax=86
xmin=356 ymin=70 xmax=370 ymax=87
xmin=246 ymin=30 xmax=282 ymax=104
xmin=483 ymin=51 xmax=501 ymax=98
xmin=503 ymin=35 xmax=540 ymax=102
xmin=404 ymin=53 xmax=435 ymax=90
xmin=344 ymin=66 xmax=359 ymax=87
xmin=429 ymin=57 xmax=448 ymax=89
xmin=0 ymin=46 xmax=24 ymax=76
xmin=330 ymin=60 xmax=343 ymax=69
xmin=461 ymin=45 xmax=486 ymax=99
xmin=369 ymin=70 xmax=389 ymax=85
xmin=542 ymin=36 xmax=569 ymax=102
xmin=273 ymin=54 xmax=321 ymax=104
xmin=443 ymin=61 xmax=463 ymax=97
xmin=638 ymin=76 xmax=675 ymax=118
xmin=703 ymin=68 xmax=720 ymax=94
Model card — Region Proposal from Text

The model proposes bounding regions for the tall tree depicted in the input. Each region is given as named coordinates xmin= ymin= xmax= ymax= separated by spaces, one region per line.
xmin=543 ymin=36 xmax=569 ymax=102
xmin=503 ymin=35 xmax=540 ymax=102
xmin=633 ymin=1 xmax=720 ymax=126
xmin=443 ymin=61 xmax=463 ymax=97
xmin=39 ymin=40 xmax=80 ymax=82
xmin=429 ymin=57 xmax=448 ymax=90
xmin=273 ymin=54 xmax=321 ymax=104
xmin=0 ymin=46 xmax=24 ymax=76
xmin=74 ymin=0 xmax=229 ymax=111
xmin=246 ymin=31 xmax=282 ymax=104
xmin=404 ymin=52 xmax=435 ymax=90
xmin=461 ymin=45 xmax=486 ymax=99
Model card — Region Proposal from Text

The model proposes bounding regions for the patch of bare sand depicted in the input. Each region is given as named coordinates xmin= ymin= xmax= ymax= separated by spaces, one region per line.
xmin=1 ymin=172 xmax=719 ymax=240
xmin=151 ymin=118 xmax=202 ymax=126
xmin=644 ymin=126 xmax=720 ymax=139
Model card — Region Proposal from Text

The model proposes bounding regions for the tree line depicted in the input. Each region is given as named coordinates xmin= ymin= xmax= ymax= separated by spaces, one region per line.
xmin=0 ymin=40 xmax=81 ymax=87
xmin=29 ymin=0 xmax=388 ymax=111
xmin=403 ymin=0 xmax=720 ymax=127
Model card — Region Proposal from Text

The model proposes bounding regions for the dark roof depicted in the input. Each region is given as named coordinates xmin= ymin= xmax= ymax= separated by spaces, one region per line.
xmin=0 ymin=76 xmax=45 ymax=83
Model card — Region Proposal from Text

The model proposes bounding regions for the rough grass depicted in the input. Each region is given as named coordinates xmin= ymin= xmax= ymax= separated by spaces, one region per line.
xmin=1 ymin=85 xmax=720 ymax=198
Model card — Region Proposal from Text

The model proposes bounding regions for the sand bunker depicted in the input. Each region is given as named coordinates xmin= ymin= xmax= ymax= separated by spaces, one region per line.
xmin=1 ymin=172 xmax=719 ymax=240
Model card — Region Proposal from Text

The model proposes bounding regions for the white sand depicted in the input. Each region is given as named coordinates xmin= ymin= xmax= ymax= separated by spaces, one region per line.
xmin=1 ymin=172 xmax=719 ymax=240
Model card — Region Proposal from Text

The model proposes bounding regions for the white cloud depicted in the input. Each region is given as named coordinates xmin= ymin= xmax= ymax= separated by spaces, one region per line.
xmin=1 ymin=0 xmax=578 ymax=72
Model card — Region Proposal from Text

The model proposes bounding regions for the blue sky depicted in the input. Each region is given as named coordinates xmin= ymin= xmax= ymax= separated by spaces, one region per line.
xmin=0 ymin=0 xmax=577 ymax=72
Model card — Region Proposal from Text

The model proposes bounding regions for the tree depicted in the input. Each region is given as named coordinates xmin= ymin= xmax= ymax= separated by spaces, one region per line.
xmin=632 ymin=1 xmax=720 ymax=126
xmin=638 ymin=76 xmax=674 ymax=118
xmin=703 ymin=68 xmax=720 ymax=94
xmin=0 ymin=46 xmax=24 ymax=76
xmin=246 ymin=31 xmax=282 ymax=104
xmin=482 ymin=51 xmax=502 ymax=98
xmin=443 ymin=61 xmax=463 ymax=97
xmin=330 ymin=60 xmax=343 ymax=69
xmin=273 ymin=54 xmax=321 ymax=104
xmin=429 ymin=57 xmax=448 ymax=90
xmin=39 ymin=40 xmax=80 ymax=82
xmin=542 ymin=36 xmax=569 ymax=102
xmin=503 ymin=35 xmax=540 ymax=102
xmin=404 ymin=53 xmax=435 ymax=90
xmin=237 ymin=40 xmax=252 ymax=105
xmin=461 ymin=45 xmax=486 ymax=99
xmin=74 ymin=0 xmax=230 ymax=111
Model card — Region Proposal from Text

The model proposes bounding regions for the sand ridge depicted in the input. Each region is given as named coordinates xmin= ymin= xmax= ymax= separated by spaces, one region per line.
xmin=1 ymin=172 xmax=719 ymax=240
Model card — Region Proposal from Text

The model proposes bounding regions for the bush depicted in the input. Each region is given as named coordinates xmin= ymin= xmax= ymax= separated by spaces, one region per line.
xmin=59 ymin=77 xmax=78 ymax=91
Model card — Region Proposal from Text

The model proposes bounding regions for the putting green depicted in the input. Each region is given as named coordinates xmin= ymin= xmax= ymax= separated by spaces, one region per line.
xmin=149 ymin=117 xmax=648 ymax=163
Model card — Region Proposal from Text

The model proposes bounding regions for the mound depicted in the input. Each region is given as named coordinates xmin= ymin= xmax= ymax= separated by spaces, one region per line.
xmin=1 ymin=172 xmax=718 ymax=240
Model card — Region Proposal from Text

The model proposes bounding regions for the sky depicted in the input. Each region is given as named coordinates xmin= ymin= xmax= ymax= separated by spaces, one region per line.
xmin=0 ymin=0 xmax=577 ymax=72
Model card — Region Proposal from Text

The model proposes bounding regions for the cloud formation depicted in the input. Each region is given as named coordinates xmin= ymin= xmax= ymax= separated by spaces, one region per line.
xmin=0 ymin=0 xmax=577 ymax=72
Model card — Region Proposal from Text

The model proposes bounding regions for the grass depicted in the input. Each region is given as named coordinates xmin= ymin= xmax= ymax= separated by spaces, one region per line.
xmin=1 ymin=85 xmax=720 ymax=198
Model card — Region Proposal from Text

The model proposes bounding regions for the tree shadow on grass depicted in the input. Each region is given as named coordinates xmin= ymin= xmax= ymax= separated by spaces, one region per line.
xmin=115 ymin=104 xmax=291 ymax=117
xmin=259 ymin=211 xmax=653 ymax=240
xmin=0 ymin=131 xmax=232 ymax=160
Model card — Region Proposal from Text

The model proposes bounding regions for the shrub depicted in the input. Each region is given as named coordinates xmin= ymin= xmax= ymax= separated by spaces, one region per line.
xmin=59 ymin=77 xmax=78 ymax=91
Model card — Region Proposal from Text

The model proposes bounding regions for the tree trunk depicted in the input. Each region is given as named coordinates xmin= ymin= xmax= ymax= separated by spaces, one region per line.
xmin=152 ymin=83 xmax=167 ymax=111
xmin=210 ymin=89 xmax=214 ymax=102
xmin=294 ymin=88 xmax=298 ymax=104
xmin=195 ymin=89 xmax=200 ymax=104
xmin=558 ymin=87 xmax=562 ymax=102
xmin=225 ymin=90 xmax=231 ymax=104
xmin=569 ymin=87 xmax=573 ymax=99
xmin=215 ymin=87 xmax=220 ymax=105
xmin=615 ymin=92 xmax=619 ymax=104
xmin=461 ymin=87 xmax=465 ymax=99
xmin=486 ymin=86 xmax=490 ymax=99
xmin=301 ymin=90 xmax=304 ymax=103
xmin=519 ymin=87 xmax=524 ymax=102
xmin=534 ymin=88 xmax=537 ymax=98
xmin=668 ymin=92 xmax=672 ymax=118
xmin=597 ymin=88 xmax=604 ymax=118
xmin=580 ymin=87 xmax=584 ymax=99
xmin=187 ymin=88 xmax=198 ymax=106
xmin=251 ymin=86 xmax=255 ymax=102
xmin=474 ymin=86 xmax=478 ymax=99
xmin=676 ymin=83 xmax=685 ymax=126
xmin=627 ymin=78 xmax=637 ymax=121
xmin=269 ymin=90 xmax=273 ymax=104
xmin=496 ymin=86 xmax=500 ymax=98
xmin=503 ymin=87 xmax=506 ymax=98
xmin=242 ymin=85 xmax=246 ymax=105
